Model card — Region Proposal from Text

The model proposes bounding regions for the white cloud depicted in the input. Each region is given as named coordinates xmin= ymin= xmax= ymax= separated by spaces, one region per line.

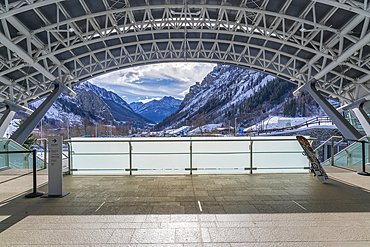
xmin=139 ymin=97 xmax=162 ymax=104
xmin=90 ymin=62 xmax=216 ymax=102
xmin=180 ymin=88 xmax=189 ymax=97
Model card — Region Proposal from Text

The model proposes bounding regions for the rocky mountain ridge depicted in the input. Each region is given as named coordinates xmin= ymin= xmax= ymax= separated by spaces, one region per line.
xmin=129 ymin=96 xmax=182 ymax=123
xmin=30 ymin=81 xmax=155 ymax=127
xmin=156 ymin=65 xmax=325 ymax=130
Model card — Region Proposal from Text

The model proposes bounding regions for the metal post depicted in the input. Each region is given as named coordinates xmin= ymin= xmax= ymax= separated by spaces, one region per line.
xmin=67 ymin=118 xmax=70 ymax=139
xmin=345 ymin=150 xmax=350 ymax=166
xmin=190 ymin=140 xmax=193 ymax=175
xmin=25 ymin=149 xmax=45 ymax=198
xmin=331 ymin=138 xmax=334 ymax=166
xmin=250 ymin=141 xmax=253 ymax=174
xmin=357 ymin=141 xmax=370 ymax=176
xmin=368 ymin=138 xmax=370 ymax=164
xmin=129 ymin=142 xmax=132 ymax=175
xmin=5 ymin=141 xmax=9 ymax=167
xmin=67 ymin=142 xmax=71 ymax=175
xmin=43 ymin=139 xmax=47 ymax=169
xmin=235 ymin=118 xmax=237 ymax=136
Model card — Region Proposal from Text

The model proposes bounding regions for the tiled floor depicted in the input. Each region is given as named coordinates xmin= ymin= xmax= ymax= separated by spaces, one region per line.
xmin=1 ymin=167 xmax=370 ymax=246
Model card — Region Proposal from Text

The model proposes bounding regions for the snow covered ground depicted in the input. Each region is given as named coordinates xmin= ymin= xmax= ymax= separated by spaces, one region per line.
xmin=244 ymin=116 xmax=336 ymax=133
xmin=189 ymin=124 xmax=223 ymax=134
xmin=3 ymin=119 xmax=21 ymax=138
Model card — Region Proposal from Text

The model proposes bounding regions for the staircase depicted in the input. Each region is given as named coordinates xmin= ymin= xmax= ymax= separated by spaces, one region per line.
xmin=319 ymin=136 xmax=370 ymax=167
xmin=0 ymin=138 xmax=45 ymax=169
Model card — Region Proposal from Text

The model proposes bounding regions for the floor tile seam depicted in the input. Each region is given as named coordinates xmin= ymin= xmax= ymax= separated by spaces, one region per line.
xmin=190 ymin=175 xmax=210 ymax=246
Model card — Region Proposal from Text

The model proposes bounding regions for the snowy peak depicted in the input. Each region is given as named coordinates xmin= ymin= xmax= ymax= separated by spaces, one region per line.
xmin=29 ymin=81 xmax=155 ymax=128
xmin=177 ymin=65 xmax=275 ymax=115
xmin=130 ymin=96 xmax=182 ymax=123
xmin=83 ymin=81 xmax=133 ymax=112
xmin=156 ymin=64 xmax=294 ymax=130
xmin=130 ymin=102 xmax=144 ymax=112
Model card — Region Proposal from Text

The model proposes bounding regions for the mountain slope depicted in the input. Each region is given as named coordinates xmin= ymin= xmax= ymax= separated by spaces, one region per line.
xmin=130 ymin=96 xmax=182 ymax=123
xmin=130 ymin=102 xmax=144 ymax=112
xmin=85 ymin=82 xmax=155 ymax=125
xmin=156 ymin=65 xmax=323 ymax=130
xmin=30 ymin=81 xmax=154 ymax=127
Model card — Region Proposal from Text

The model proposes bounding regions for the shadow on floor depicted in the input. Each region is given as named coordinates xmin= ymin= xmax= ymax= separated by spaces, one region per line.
xmin=1 ymin=173 xmax=370 ymax=233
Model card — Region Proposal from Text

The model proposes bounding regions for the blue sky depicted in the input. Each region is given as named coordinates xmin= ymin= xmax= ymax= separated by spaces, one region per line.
xmin=90 ymin=62 xmax=216 ymax=103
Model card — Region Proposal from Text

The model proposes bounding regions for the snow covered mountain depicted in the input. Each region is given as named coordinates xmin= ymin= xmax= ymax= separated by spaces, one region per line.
xmin=156 ymin=65 xmax=324 ymax=130
xmin=130 ymin=96 xmax=182 ymax=123
xmin=84 ymin=82 xmax=154 ymax=125
xmin=29 ymin=81 xmax=154 ymax=127
xmin=129 ymin=102 xmax=144 ymax=112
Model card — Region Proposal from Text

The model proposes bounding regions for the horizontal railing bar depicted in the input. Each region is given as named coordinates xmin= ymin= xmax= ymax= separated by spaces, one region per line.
xmin=71 ymin=167 xmax=308 ymax=171
xmin=72 ymin=153 xmax=130 ymax=155
xmin=0 ymin=151 xmax=33 ymax=154
xmin=66 ymin=138 xmax=318 ymax=143
xmin=71 ymin=151 xmax=303 ymax=156
xmin=254 ymin=167 xmax=309 ymax=169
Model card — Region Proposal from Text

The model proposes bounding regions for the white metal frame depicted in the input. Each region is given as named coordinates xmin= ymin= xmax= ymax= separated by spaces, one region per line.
xmin=0 ymin=0 xmax=370 ymax=111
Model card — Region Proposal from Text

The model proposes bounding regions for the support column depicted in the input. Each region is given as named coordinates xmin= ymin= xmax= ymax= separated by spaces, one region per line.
xmin=299 ymin=79 xmax=362 ymax=140
xmin=337 ymin=99 xmax=370 ymax=136
xmin=353 ymin=103 xmax=370 ymax=136
xmin=11 ymin=81 xmax=74 ymax=144
xmin=0 ymin=100 xmax=34 ymax=137
xmin=353 ymin=107 xmax=370 ymax=136
xmin=0 ymin=107 xmax=15 ymax=137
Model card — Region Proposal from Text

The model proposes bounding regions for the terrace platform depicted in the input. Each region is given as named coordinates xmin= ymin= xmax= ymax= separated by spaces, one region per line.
xmin=1 ymin=168 xmax=370 ymax=246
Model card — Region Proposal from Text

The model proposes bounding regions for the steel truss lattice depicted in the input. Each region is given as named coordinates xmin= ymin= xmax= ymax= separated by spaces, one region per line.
xmin=1 ymin=0 xmax=370 ymax=112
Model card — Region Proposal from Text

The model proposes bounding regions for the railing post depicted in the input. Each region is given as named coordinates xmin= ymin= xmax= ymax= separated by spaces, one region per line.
xmin=190 ymin=140 xmax=193 ymax=175
xmin=346 ymin=150 xmax=351 ymax=166
xmin=331 ymin=138 xmax=334 ymax=166
xmin=26 ymin=153 xmax=30 ymax=168
xmin=67 ymin=142 xmax=71 ymax=174
xmin=43 ymin=139 xmax=47 ymax=169
xmin=129 ymin=141 xmax=132 ymax=175
xmin=5 ymin=141 xmax=9 ymax=167
xmin=368 ymin=137 xmax=370 ymax=163
xmin=249 ymin=141 xmax=253 ymax=174
xmin=25 ymin=149 xmax=44 ymax=198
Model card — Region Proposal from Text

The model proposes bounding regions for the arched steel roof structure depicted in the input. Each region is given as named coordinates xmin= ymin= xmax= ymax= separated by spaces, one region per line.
xmin=0 ymin=0 xmax=370 ymax=110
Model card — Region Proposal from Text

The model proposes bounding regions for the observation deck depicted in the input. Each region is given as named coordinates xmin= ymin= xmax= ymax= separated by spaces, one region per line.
xmin=1 ymin=141 xmax=370 ymax=245
xmin=1 ymin=167 xmax=370 ymax=245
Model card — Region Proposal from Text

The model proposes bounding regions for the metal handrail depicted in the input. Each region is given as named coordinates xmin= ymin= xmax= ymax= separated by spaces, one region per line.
xmin=320 ymin=135 xmax=369 ymax=165
xmin=248 ymin=116 xmax=333 ymax=135
xmin=65 ymin=137 xmax=319 ymax=143
xmin=314 ymin=136 xmax=343 ymax=152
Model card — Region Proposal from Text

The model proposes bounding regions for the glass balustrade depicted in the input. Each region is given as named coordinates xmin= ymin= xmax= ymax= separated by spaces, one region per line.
xmin=321 ymin=139 xmax=369 ymax=167
xmin=70 ymin=136 xmax=310 ymax=175
xmin=0 ymin=138 xmax=44 ymax=169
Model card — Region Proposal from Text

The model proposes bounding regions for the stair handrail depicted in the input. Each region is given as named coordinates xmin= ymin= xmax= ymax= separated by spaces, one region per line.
xmin=320 ymin=135 xmax=370 ymax=165
xmin=0 ymin=138 xmax=46 ymax=169
xmin=314 ymin=136 xmax=344 ymax=153
xmin=249 ymin=116 xmax=334 ymax=135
